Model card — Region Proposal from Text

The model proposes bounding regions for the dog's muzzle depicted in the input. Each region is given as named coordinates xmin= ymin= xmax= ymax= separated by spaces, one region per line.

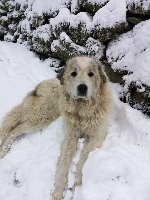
xmin=77 ymin=84 xmax=88 ymax=97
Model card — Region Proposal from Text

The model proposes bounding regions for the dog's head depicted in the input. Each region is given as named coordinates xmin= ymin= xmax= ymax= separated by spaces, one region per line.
xmin=57 ymin=56 xmax=108 ymax=100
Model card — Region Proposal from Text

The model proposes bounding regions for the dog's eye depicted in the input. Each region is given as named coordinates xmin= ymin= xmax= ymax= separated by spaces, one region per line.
xmin=88 ymin=72 xmax=94 ymax=77
xmin=71 ymin=71 xmax=77 ymax=77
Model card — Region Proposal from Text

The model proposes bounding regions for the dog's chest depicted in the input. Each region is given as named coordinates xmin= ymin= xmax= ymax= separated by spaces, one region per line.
xmin=66 ymin=111 xmax=101 ymax=136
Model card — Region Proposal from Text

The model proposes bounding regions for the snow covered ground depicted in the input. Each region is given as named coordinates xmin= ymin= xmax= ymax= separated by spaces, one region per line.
xmin=0 ymin=41 xmax=150 ymax=200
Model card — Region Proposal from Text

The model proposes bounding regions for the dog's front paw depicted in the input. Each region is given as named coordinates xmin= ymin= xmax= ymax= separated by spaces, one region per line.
xmin=52 ymin=197 xmax=62 ymax=200
xmin=52 ymin=188 xmax=64 ymax=200
xmin=52 ymin=194 xmax=62 ymax=200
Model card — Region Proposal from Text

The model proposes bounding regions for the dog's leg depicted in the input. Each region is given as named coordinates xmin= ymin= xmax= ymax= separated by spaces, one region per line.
xmin=0 ymin=123 xmax=29 ymax=159
xmin=53 ymin=134 xmax=77 ymax=200
xmin=75 ymin=134 xmax=107 ymax=186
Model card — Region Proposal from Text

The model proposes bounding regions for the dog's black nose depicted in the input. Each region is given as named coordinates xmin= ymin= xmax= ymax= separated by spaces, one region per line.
xmin=77 ymin=84 xmax=88 ymax=96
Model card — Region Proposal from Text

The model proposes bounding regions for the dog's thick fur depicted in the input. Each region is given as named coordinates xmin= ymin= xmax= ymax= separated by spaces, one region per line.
xmin=0 ymin=56 xmax=113 ymax=200
xmin=0 ymin=78 xmax=60 ymax=158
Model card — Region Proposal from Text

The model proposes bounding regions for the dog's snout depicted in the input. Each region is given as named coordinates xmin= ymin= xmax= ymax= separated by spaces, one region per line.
xmin=77 ymin=84 xmax=88 ymax=96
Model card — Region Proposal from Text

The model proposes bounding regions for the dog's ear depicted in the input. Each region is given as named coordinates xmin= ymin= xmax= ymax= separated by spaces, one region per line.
xmin=56 ymin=67 xmax=65 ymax=85
xmin=97 ymin=61 xmax=108 ymax=85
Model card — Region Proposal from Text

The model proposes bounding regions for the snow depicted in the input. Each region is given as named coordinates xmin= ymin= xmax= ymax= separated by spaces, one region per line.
xmin=107 ymin=20 xmax=150 ymax=87
xmin=126 ymin=0 xmax=150 ymax=11
xmin=4 ymin=34 xmax=15 ymax=42
xmin=34 ymin=0 xmax=126 ymax=36
xmin=93 ymin=0 xmax=126 ymax=28
xmin=6 ymin=0 xmax=128 ymax=46
xmin=51 ymin=32 xmax=87 ymax=54
xmin=0 ymin=41 xmax=55 ymax=115
xmin=85 ymin=37 xmax=105 ymax=59
xmin=0 ymin=41 xmax=150 ymax=200
xmin=18 ymin=18 xmax=31 ymax=35
xmin=32 ymin=24 xmax=52 ymax=42
xmin=86 ymin=0 xmax=109 ymax=5
xmin=70 ymin=0 xmax=79 ymax=13
xmin=50 ymin=8 xmax=92 ymax=34
xmin=16 ymin=0 xmax=70 ymax=17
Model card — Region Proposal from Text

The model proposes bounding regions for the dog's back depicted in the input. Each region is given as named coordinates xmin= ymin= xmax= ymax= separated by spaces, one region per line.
xmin=22 ymin=78 xmax=61 ymax=130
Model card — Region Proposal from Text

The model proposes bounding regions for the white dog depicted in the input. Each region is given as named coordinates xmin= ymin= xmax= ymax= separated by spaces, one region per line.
xmin=53 ymin=56 xmax=113 ymax=199
xmin=0 ymin=56 xmax=113 ymax=200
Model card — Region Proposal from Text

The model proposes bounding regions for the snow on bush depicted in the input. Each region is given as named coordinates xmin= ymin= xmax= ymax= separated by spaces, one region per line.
xmin=82 ymin=0 xmax=110 ymax=13
xmin=51 ymin=32 xmax=87 ymax=60
xmin=85 ymin=0 xmax=110 ymax=6
xmin=51 ymin=32 xmax=105 ymax=60
xmin=93 ymin=0 xmax=126 ymax=29
xmin=107 ymin=20 xmax=150 ymax=87
xmin=0 ymin=0 xmax=129 ymax=58
xmin=107 ymin=19 xmax=150 ymax=116
xmin=50 ymin=8 xmax=92 ymax=42
xmin=126 ymin=0 xmax=150 ymax=14
xmin=85 ymin=37 xmax=105 ymax=59
xmin=31 ymin=24 xmax=54 ymax=54
xmin=25 ymin=0 xmax=71 ymax=18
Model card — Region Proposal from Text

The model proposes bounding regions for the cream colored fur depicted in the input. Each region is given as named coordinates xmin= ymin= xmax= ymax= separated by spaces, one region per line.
xmin=0 ymin=56 xmax=113 ymax=200
xmin=53 ymin=56 xmax=113 ymax=200
xmin=0 ymin=78 xmax=60 ymax=158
